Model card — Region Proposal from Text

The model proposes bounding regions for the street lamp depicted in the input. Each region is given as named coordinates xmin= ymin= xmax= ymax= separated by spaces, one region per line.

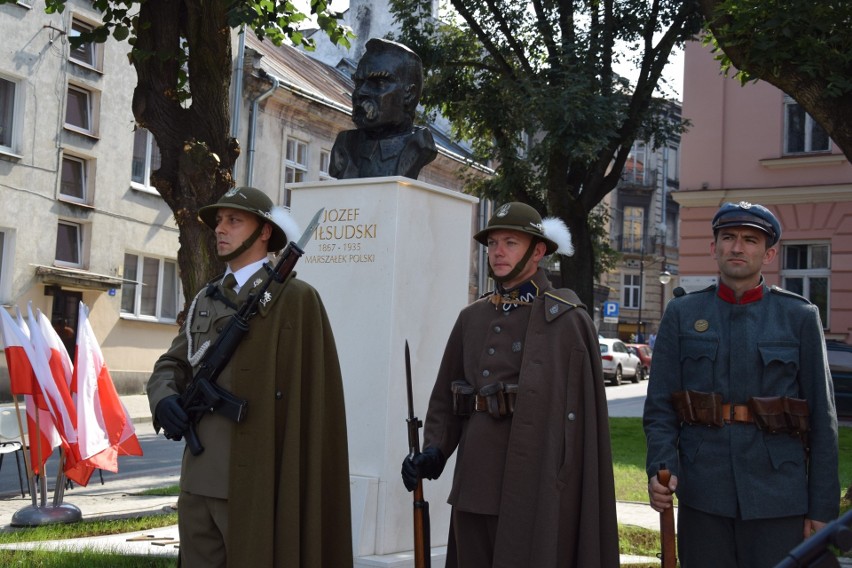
xmin=659 ymin=270 xmax=672 ymax=285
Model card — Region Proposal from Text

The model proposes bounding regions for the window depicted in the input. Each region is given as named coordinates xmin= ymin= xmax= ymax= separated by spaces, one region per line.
xmin=55 ymin=220 xmax=84 ymax=267
xmin=69 ymin=18 xmax=101 ymax=70
xmin=131 ymin=127 xmax=162 ymax=192
xmin=0 ymin=75 xmax=21 ymax=154
xmin=60 ymin=154 xmax=90 ymax=203
xmin=0 ymin=230 xmax=6 ymax=299
xmin=121 ymin=253 xmax=180 ymax=322
xmin=784 ymin=98 xmax=829 ymax=154
xmin=623 ymin=273 xmax=641 ymax=309
xmin=665 ymin=145 xmax=679 ymax=182
xmin=622 ymin=206 xmax=645 ymax=253
xmin=782 ymin=243 xmax=830 ymax=327
xmin=624 ymin=141 xmax=647 ymax=185
xmin=285 ymin=138 xmax=308 ymax=184
xmin=319 ymin=149 xmax=332 ymax=180
xmin=65 ymin=84 xmax=98 ymax=135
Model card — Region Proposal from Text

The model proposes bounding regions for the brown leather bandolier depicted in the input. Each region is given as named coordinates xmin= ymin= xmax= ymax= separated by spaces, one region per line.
xmin=451 ymin=380 xmax=519 ymax=419
xmin=672 ymin=390 xmax=810 ymax=447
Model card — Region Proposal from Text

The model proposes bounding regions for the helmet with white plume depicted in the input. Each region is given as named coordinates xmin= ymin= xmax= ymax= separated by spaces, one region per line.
xmin=474 ymin=202 xmax=573 ymax=256
xmin=198 ymin=187 xmax=299 ymax=254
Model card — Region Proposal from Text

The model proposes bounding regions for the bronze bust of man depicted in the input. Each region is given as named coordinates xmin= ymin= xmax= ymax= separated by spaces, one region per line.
xmin=330 ymin=38 xmax=438 ymax=180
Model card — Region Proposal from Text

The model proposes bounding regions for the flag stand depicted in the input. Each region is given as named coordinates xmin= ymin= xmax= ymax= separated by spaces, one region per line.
xmin=11 ymin=447 xmax=82 ymax=527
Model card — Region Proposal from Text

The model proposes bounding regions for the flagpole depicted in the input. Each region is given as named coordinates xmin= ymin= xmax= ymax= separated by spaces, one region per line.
xmin=53 ymin=450 xmax=66 ymax=507
xmin=12 ymin=397 xmax=37 ymax=508
xmin=34 ymin=409 xmax=47 ymax=508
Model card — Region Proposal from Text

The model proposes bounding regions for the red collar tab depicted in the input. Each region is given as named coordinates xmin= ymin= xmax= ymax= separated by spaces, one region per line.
xmin=717 ymin=281 xmax=764 ymax=304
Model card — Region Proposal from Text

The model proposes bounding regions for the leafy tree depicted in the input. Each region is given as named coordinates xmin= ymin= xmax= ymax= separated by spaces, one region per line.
xmin=11 ymin=0 xmax=350 ymax=318
xmin=389 ymin=0 xmax=702 ymax=308
xmin=699 ymin=0 xmax=852 ymax=163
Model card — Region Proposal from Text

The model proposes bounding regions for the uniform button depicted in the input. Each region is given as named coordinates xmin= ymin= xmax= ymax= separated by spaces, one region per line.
xmin=494 ymin=325 xmax=502 ymax=333
xmin=482 ymin=370 xmax=490 ymax=378
xmin=567 ymin=412 xmax=576 ymax=421
xmin=275 ymin=391 xmax=283 ymax=400
xmin=487 ymin=347 xmax=495 ymax=355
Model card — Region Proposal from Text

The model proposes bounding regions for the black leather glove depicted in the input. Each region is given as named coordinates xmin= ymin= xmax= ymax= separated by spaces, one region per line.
xmin=401 ymin=447 xmax=446 ymax=492
xmin=155 ymin=395 xmax=189 ymax=439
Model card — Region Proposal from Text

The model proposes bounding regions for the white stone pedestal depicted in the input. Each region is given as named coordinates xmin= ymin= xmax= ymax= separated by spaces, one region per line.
xmin=289 ymin=177 xmax=478 ymax=567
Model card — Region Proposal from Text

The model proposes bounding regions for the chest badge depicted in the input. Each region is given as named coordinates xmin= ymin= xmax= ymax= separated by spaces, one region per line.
xmin=694 ymin=319 xmax=710 ymax=332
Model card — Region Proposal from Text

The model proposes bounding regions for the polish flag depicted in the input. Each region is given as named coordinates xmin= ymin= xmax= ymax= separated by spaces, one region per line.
xmin=73 ymin=302 xmax=142 ymax=473
xmin=1 ymin=308 xmax=60 ymax=473
xmin=26 ymin=305 xmax=91 ymax=485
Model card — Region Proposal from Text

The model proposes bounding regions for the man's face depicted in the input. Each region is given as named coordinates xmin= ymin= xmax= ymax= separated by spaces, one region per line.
xmin=487 ymin=229 xmax=546 ymax=289
xmin=351 ymin=51 xmax=413 ymax=135
xmin=214 ymin=207 xmax=270 ymax=270
xmin=711 ymin=226 xmax=776 ymax=288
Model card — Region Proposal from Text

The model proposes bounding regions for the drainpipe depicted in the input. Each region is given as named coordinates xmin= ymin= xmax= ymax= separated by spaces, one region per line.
xmin=231 ymin=26 xmax=247 ymax=183
xmin=246 ymin=69 xmax=279 ymax=188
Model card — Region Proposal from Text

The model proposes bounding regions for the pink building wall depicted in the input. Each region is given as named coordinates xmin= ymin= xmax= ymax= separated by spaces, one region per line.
xmin=676 ymin=41 xmax=852 ymax=342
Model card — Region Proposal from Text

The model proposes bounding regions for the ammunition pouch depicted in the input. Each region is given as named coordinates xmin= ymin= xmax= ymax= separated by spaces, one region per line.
xmin=748 ymin=396 xmax=809 ymax=435
xmin=672 ymin=390 xmax=723 ymax=428
xmin=450 ymin=380 xmax=519 ymax=419
xmin=451 ymin=380 xmax=475 ymax=416
xmin=672 ymin=390 xmax=810 ymax=442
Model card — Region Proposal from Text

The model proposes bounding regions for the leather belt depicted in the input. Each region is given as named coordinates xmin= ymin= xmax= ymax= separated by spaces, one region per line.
xmin=722 ymin=403 xmax=753 ymax=424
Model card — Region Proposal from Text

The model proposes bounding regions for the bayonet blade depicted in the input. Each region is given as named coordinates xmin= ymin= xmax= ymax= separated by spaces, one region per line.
xmin=296 ymin=208 xmax=325 ymax=250
xmin=405 ymin=340 xmax=415 ymax=420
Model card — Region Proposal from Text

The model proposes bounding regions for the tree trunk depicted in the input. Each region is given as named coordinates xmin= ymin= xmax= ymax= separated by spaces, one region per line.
xmin=131 ymin=0 xmax=241 ymax=320
xmin=555 ymin=203 xmax=596 ymax=312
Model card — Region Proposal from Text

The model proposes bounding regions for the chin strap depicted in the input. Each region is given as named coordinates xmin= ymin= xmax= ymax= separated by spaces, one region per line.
xmin=488 ymin=240 xmax=537 ymax=284
xmin=216 ymin=223 xmax=264 ymax=263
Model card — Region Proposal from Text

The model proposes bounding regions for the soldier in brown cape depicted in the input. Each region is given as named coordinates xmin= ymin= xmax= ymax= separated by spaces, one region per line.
xmin=402 ymin=202 xmax=620 ymax=567
xmin=147 ymin=187 xmax=352 ymax=568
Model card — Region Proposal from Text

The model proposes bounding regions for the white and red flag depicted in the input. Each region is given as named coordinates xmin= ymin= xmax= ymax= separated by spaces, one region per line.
xmin=1 ymin=308 xmax=60 ymax=474
xmin=26 ymin=305 xmax=92 ymax=485
xmin=72 ymin=301 xmax=142 ymax=473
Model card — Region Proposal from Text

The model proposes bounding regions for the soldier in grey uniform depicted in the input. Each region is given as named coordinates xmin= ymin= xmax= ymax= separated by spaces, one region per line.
xmin=644 ymin=201 xmax=839 ymax=568
xmin=401 ymin=202 xmax=620 ymax=567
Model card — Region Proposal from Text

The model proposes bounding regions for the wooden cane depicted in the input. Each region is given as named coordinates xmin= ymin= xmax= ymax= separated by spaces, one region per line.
xmin=657 ymin=463 xmax=677 ymax=568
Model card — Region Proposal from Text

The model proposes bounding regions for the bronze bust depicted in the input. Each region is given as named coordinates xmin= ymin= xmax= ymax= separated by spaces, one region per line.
xmin=330 ymin=38 xmax=438 ymax=180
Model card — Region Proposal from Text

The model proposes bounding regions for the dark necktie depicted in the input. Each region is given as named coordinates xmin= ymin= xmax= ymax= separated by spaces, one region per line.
xmin=222 ymin=273 xmax=238 ymax=304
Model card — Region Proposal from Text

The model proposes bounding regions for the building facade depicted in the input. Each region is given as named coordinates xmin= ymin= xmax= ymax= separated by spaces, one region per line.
xmin=0 ymin=1 xmax=486 ymax=396
xmin=675 ymin=40 xmax=852 ymax=343
xmin=597 ymin=102 xmax=682 ymax=341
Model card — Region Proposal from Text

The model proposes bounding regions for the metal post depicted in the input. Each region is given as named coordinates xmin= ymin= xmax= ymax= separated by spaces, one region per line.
xmin=637 ymin=236 xmax=644 ymax=342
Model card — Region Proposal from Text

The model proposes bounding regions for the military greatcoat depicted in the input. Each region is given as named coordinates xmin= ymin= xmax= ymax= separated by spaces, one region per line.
xmin=423 ymin=268 xmax=620 ymax=568
xmin=644 ymin=282 xmax=839 ymax=523
xmin=147 ymin=267 xmax=352 ymax=568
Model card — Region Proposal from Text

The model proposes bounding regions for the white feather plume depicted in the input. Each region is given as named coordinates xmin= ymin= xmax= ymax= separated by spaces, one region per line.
xmin=271 ymin=206 xmax=301 ymax=245
xmin=542 ymin=217 xmax=574 ymax=256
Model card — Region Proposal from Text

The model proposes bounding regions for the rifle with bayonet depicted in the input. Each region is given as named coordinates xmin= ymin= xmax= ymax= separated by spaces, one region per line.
xmin=165 ymin=208 xmax=324 ymax=456
xmin=405 ymin=340 xmax=431 ymax=568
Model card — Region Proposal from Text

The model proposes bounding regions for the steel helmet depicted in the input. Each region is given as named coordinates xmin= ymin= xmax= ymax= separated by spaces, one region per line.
xmin=198 ymin=187 xmax=289 ymax=251
xmin=474 ymin=202 xmax=570 ymax=255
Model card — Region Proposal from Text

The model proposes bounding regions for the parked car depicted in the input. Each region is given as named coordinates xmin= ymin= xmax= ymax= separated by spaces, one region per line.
xmin=599 ymin=338 xmax=641 ymax=386
xmin=827 ymin=340 xmax=852 ymax=418
xmin=626 ymin=343 xmax=653 ymax=381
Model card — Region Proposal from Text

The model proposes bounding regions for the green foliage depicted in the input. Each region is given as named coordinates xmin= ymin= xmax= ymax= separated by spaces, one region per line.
xmin=35 ymin=0 xmax=352 ymax=100
xmin=703 ymin=1 xmax=852 ymax=98
xmin=388 ymin=0 xmax=702 ymax=290
xmin=0 ymin=549 xmax=175 ymax=566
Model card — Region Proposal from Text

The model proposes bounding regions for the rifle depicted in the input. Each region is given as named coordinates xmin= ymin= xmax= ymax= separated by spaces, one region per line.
xmin=657 ymin=463 xmax=677 ymax=568
xmin=774 ymin=508 xmax=852 ymax=567
xmin=166 ymin=208 xmax=324 ymax=456
xmin=405 ymin=340 xmax=431 ymax=568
